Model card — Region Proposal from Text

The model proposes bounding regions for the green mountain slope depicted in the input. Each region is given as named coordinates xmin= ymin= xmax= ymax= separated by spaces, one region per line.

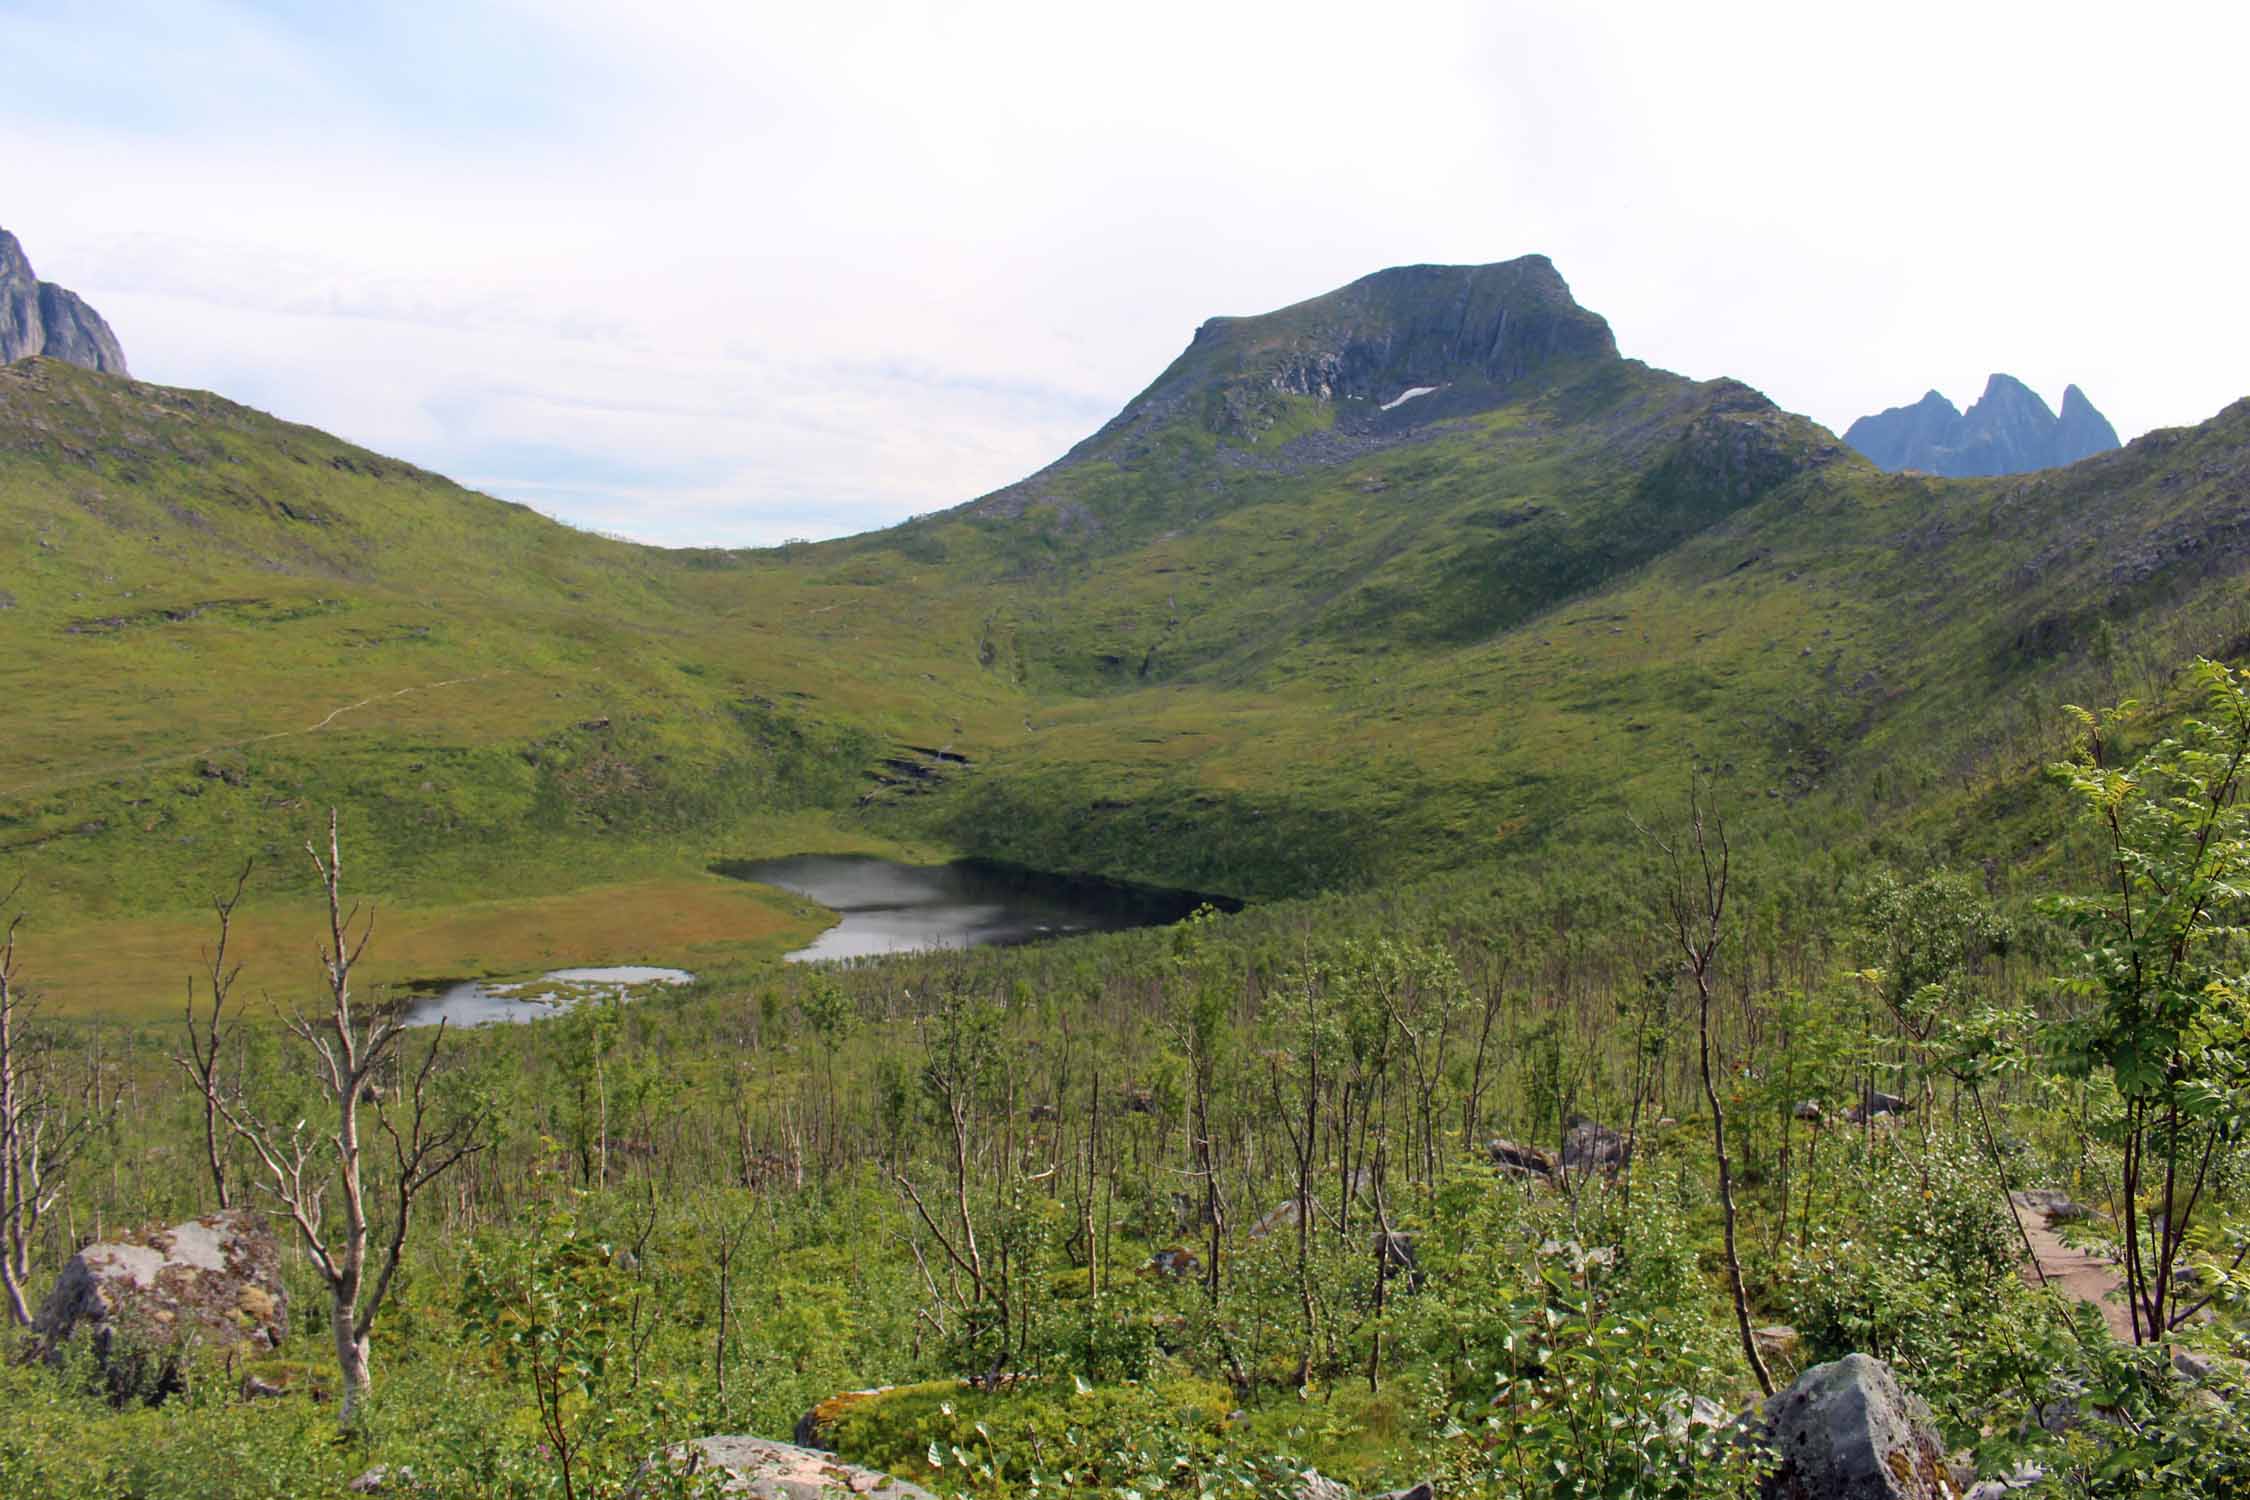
xmin=3 ymin=260 xmax=2247 ymax=1009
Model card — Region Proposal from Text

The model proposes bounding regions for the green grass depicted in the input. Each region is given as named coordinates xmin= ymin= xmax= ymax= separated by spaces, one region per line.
xmin=6 ymin=344 xmax=2249 ymax=1010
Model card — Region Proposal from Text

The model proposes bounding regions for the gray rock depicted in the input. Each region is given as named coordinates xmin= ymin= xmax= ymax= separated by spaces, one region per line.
xmin=0 ymin=227 xmax=129 ymax=376
xmin=2172 ymin=1349 xmax=2216 ymax=1383
xmin=1560 ymin=1116 xmax=1629 ymax=1174
xmin=2008 ymin=1188 xmax=2093 ymax=1226
xmin=35 ymin=1208 xmax=287 ymax=1401
xmin=1755 ymin=1353 xmax=1956 ymax=1499
xmin=1250 ymin=1198 xmax=1304 ymax=1239
xmin=1846 ymin=1092 xmax=1910 ymax=1126
xmin=1666 ymin=1392 xmax=1732 ymax=1441
xmin=654 ymin=1437 xmax=936 ymax=1499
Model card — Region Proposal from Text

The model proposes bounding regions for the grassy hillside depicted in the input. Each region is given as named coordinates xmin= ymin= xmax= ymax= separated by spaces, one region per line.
xmin=3 ymin=258 xmax=2248 ymax=1010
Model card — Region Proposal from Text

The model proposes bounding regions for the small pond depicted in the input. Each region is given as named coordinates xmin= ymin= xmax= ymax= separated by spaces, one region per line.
xmin=721 ymin=854 xmax=1233 ymax=963
xmin=400 ymin=965 xmax=694 ymax=1028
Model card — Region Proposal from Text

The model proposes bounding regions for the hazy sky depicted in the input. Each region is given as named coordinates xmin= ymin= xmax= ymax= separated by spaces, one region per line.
xmin=5 ymin=1 xmax=2243 ymax=546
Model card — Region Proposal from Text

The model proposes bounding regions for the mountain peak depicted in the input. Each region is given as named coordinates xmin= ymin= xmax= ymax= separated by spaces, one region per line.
xmin=1976 ymin=371 xmax=2045 ymax=406
xmin=0 ymin=225 xmax=130 ymax=377
xmin=1846 ymin=373 xmax=2119 ymax=476
xmin=2055 ymin=382 xmax=2123 ymax=466
xmin=1074 ymin=255 xmax=1618 ymax=460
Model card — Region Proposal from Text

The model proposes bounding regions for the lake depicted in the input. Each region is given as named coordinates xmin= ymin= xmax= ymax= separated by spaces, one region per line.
xmin=721 ymin=854 xmax=1231 ymax=962
xmin=400 ymin=965 xmax=694 ymax=1028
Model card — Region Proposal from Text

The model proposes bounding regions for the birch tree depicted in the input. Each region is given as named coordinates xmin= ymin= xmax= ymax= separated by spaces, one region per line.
xmin=218 ymin=813 xmax=487 ymax=1421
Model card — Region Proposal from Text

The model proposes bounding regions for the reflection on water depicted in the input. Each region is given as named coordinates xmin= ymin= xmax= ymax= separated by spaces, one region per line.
xmin=400 ymin=965 xmax=694 ymax=1028
xmin=721 ymin=854 xmax=1229 ymax=963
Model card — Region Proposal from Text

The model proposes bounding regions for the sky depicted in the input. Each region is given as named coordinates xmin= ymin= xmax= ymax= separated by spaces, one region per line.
xmin=3 ymin=0 xmax=2244 ymax=547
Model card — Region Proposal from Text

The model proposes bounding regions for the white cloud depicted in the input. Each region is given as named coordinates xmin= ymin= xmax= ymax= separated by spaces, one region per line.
xmin=3 ymin=0 xmax=2243 ymax=544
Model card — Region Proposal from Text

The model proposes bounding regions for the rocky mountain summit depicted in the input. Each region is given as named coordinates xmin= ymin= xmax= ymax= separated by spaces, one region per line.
xmin=0 ymin=225 xmax=130 ymax=376
xmin=1051 ymin=255 xmax=1620 ymax=462
xmin=1845 ymin=374 xmax=2118 ymax=476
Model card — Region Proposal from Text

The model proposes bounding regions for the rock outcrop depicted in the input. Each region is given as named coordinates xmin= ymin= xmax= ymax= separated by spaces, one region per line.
xmin=1755 ymin=1353 xmax=1959 ymax=1499
xmin=1845 ymin=375 xmax=2118 ymax=476
xmin=0 ymin=227 xmax=129 ymax=376
xmin=35 ymin=1208 xmax=287 ymax=1400
xmin=654 ymin=1435 xmax=938 ymax=1498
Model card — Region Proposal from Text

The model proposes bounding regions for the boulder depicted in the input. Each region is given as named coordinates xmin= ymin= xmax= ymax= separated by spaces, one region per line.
xmin=1755 ymin=1353 xmax=1958 ymax=1499
xmin=1846 ymin=1092 xmax=1910 ymax=1126
xmin=1486 ymin=1136 xmax=1557 ymax=1179
xmin=2008 ymin=1189 xmax=2093 ymax=1227
xmin=1560 ymin=1116 xmax=1629 ymax=1174
xmin=35 ymin=1208 xmax=287 ymax=1401
xmin=1250 ymin=1198 xmax=1304 ymax=1239
xmin=1793 ymin=1101 xmax=1825 ymax=1124
xmin=1754 ymin=1325 xmax=1802 ymax=1363
xmin=657 ymin=1436 xmax=937 ymax=1498
xmin=1665 ymin=1392 xmax=1732 ymax=1441
xmin=1374 ymin=1229 xmax=1421 ymax=1292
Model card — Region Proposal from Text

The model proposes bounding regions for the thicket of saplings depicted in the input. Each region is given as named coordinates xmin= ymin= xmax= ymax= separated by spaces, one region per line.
xmin=7 ymin=672 xmax=2250 ymax=1498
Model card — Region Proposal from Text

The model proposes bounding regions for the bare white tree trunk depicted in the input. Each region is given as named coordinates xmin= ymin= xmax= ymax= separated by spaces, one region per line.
xmin=218 ymin=812 xmax=484 ymax=1424
xmin=0 ymin=889 xmax=106 ymax=1328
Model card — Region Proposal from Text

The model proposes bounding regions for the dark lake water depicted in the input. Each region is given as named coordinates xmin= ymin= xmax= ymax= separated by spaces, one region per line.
xmin=720 ymin=854 xmax=1230 ymax=962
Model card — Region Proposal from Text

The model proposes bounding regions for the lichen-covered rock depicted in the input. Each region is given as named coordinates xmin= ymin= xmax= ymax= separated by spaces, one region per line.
xmin=35 ymin=1208 xmax=286 ymax=1400
xmin=1757 ymin=1354 xmax=1959 ymax=1499
xmin=658 ymin=1435 xmax=937 ymax=1498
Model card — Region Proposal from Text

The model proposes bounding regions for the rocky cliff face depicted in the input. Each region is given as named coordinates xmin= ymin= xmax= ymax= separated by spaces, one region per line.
xmin=0 ymin=227 xmax=129 ymax=376
xmin=1845 ymin=374 xmax=2118 ymax=476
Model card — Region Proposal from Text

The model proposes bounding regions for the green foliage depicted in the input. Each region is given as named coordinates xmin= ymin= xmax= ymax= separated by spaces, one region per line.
xmin=2047 ymin=659 xmax=2250 ymax=1340
xmin=456 ymin=1205 xmax=687 ymax=1500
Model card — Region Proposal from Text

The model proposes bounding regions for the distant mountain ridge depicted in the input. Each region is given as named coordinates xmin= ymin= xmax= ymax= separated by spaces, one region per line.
xmin=0 ymin=226 xmax=129 ymax=376
xmin=1845 ymin=374 xmax=2117 ymax=476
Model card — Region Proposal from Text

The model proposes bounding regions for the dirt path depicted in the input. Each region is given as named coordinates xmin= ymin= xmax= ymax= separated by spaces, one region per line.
xmin=0 ymin=673 xmax=497 ymax=802
xmin=2009 ymin=1190 xmax=2135 ymax=1340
